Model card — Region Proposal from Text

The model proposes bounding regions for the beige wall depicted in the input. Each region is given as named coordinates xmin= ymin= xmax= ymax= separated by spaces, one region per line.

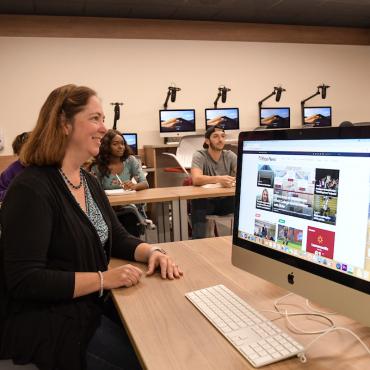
xmin=0 ymin=36 xmax=369 ymax=154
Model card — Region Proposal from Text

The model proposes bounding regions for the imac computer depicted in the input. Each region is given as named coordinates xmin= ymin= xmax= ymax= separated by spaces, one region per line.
xmin=159 ymin=109 xmax=196 ymax=138
xmin=260 ymin=107 xmax=290 ymax=129
xmin=232 ymin=126 xmax=370 ymax=326
xmin=122 ymin=133 xmax=138 ymax=155
xmin=205 ymin=108 xmax=239 ymax=132
xmin=303 ymin=106 xmax=332 ymax=127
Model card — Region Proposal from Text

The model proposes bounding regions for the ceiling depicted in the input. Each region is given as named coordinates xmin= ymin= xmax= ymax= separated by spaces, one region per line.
xmin=0 ymin=0 xmax=369 ymax=28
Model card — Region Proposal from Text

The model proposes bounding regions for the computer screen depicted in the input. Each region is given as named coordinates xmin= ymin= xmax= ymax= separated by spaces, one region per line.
xmin=232 ymin=127 xmax=370 ymax=326
xmin=260 ymin=107 xmax=290 ymax=129
xmin=303 ymin=106 xmax=332 ymax=127
xmin=159 ymin=109 xmax=196 ymax=137
xmin=205 ymin=108 xmax=239 ymax=131
xmin=122 ymin=133 xmax=138 ymax=155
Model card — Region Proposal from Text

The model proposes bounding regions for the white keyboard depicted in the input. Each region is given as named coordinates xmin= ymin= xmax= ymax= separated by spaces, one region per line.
xmin=185 ymin=285 xmax=304 ymax=368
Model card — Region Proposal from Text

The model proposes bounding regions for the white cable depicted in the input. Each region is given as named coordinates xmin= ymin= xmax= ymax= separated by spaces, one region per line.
xmin=260 ymin=308 xmax=335 ymax=334
xmin=271 ymin=293 xmax=335 ymax=334
xmin=273 ymin=292 xmax=294 ymax=311
xmin=265 ymin=293 xmax=370 ymax=364
xmin=283 ymin=309 xmax=335 ymax=335
xmin=305 ymin=299 xmax=337 ymax=315
xmin=304 ymin=326 xmax=370 ymax=355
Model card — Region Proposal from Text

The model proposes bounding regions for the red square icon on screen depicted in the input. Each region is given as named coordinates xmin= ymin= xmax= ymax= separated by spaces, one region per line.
xmin=306 ymin=226 xmax=335 ymax=259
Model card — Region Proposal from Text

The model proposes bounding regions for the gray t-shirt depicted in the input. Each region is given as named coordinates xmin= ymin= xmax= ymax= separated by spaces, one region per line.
xmin=191 ymin=149 xmax=237 ymax=177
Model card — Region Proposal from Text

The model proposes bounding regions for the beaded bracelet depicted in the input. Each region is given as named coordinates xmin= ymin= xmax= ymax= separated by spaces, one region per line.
xmin=97 ymin=270 xmax=104 ymax=298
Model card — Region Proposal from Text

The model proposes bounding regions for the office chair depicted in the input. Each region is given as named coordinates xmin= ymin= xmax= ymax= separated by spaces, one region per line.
xmin=339 ymin=121 xmax=353 ymax=127
xmin=163 ymin=134 xmax=205 ymax=176
xmin=115 ymin=204 xmax=155 ymax=238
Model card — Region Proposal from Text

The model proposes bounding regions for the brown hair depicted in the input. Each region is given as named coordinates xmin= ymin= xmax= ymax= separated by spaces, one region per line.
xmin=12 ymin=132 xmax=29 ymax=155
xmin=20 ymin=84 xmax=97 ymax=167
xmin=94 ymin=129 xmax=133 ymax=178
xmin=203 ymin=124 xmax=225 ymax=149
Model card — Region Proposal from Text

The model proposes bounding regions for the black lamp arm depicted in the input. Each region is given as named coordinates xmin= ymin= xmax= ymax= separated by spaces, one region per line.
xmin=163 ymin=90 xmax=171 ymax=110
xmin=111 ymin=102 xmax=123 ymax=130
xmin=300 ymin=90 xmax=321 ymax=125
xmin=300 ymin=90 xmax=320 ymax=106
xmin=214 ymin=92 xmax=222 ymax=108
xmin=258 ymin=91 xmax=276 ymax=108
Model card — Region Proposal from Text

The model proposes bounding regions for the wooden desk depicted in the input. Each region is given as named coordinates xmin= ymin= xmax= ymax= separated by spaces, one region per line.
xmin=107 ymin=186 xmax=235 ymax=241
xmin=107 ymin=187 xmax=181 ymax=242
xmin=108 ymin=187 xmax=179 ymax=207
xmin=111 ymin=237 xmax=370 ymax=370
xmin=171 ymin=185 xmax=235 ymax=240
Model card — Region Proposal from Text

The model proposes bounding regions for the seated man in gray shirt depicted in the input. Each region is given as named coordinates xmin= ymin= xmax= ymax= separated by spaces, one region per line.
xmin=190 ymin=125 xmax=237 ymax=239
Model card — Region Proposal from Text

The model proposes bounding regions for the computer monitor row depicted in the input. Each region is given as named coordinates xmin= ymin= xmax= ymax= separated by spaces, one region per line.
xmin=260 ymin=107 xmax=332 ymax=129
xmin=159 ymin=108 xmax=239 ymax=137
xmin=159 ymin=107 xmax=332 ymax=136
xmin=124 ymin=106 xmax=332 ymax=149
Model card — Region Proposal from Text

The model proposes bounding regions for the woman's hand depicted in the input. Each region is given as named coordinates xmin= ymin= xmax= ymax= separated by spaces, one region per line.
xmin=104 ymin=264 xmax=143 ymax=289
xmin=122 ymin=180 xmax=136 ymax=190
xmin=147 ymin=251 xmax=183 ymax=280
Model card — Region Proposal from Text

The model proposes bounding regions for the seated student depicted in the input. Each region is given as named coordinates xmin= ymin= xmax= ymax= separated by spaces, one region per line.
xmin=0 ymin=132 xmax=29 ymax=202
xmin=0 ymin=84 xmax=183 ymax=370
xmin=91 ymin=129 xmax=149 ymax=237
xmin=190 ymin=125 xmax=237 ymax=239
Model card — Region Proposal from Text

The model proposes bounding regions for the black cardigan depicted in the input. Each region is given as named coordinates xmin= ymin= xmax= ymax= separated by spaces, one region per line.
xmin=0 ymin=166 xmax=142 ymax=370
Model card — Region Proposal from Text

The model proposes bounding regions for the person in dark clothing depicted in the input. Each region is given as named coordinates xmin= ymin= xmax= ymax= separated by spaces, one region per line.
xmin=0 ymin=131 xmax=29 ymax=202
xmin=0 ymin=84 xmax=183 ymax=370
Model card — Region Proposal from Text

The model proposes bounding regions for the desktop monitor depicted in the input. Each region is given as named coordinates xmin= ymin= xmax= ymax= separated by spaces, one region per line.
xmin=205 ymin=108 xmax=240 ymax=132
xmin=260 ymin=107 xmax=290 ymax=129
xmin=159 ymin=109 xmax=196 ymax=138
xmin=232 ymin=126 xmax=370 ymax=326
xmin=303 ymin=106 xmax=332 ymax=127
xmin=122 ymin=133 xmax=138 ymax=155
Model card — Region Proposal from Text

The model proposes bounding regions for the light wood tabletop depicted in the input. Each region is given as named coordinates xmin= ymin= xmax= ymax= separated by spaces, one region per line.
xmin=107 ymin=185 xmax=234 ymax=206
xmin=107 ymin=187 xmax=180 ymax=206
xmin=170 ymin=185 xmax=235 ymax=200
xmin=110 ymin=236 xmax=370 ymax=370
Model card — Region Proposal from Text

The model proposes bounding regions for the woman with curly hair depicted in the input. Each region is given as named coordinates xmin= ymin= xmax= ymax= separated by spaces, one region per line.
xmin=91 ymin=129 xmax=149 ymax=236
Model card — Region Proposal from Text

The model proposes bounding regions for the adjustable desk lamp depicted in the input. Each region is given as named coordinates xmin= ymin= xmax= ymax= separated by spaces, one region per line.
xmin=162 ymin=84 xmax=182 ymax=144
xmin=163 ymin=84 xmax=181 ymax=110
xmin=301 ymin=84 xmax=330 ymax=125
xmin=214 ymin=85 xmax=231 ymax=108
xmin=258 ymin=86 xmax=286 ymax=109
xmin=111 ymin=102 xmax=123 ymax=130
